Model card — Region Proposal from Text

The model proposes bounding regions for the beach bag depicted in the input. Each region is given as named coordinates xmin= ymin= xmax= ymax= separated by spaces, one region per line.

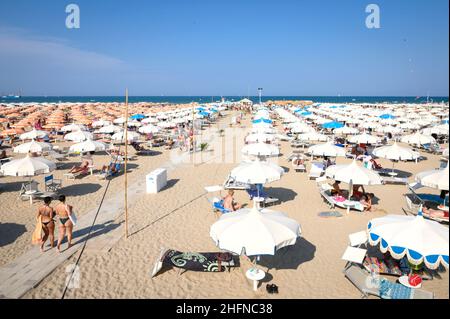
xmin=32 ymin=216 xmax=43 ymax=245
xmin=66 ymin=205 xmax=77 ymax=226
xmin=408 ymin=274 xmax=422 ymax=287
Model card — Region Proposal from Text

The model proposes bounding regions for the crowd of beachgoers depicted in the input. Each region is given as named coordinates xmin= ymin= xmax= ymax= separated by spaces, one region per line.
xmin=0 ymin=99 xmax=448 ymax=299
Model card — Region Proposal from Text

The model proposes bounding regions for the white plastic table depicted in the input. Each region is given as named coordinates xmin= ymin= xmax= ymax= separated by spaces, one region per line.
xmin=388 ymin=171 xmax=398 ymax=177
xmin=398 ymin=275 xmax=422 ymax=289
xmin=253 ymin=197 xmax=265 ymax=209
xmin=342 ymin=200 xmax=356 ymax=214
xmin=246 ymin=268 xmax=265 ymax=291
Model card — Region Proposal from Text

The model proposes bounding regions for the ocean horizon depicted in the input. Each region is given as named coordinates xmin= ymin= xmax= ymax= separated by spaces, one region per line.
xmin=1 ymin=95 xmax=449 ymax=104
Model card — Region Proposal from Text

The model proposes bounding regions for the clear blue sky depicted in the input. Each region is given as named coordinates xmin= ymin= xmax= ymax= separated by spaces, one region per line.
xmin=0 ymin=0 xmax=448 ymax=96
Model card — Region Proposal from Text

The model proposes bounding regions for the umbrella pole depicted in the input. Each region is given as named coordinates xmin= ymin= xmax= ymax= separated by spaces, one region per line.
xmin=124 ymin=89 xmax=129 ymax=239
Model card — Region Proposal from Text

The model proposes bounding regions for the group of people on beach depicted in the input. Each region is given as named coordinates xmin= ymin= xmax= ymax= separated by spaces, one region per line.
xmin=35 ymin=195 xmax=74 ymax=253
xmin=331 ymin=181 xmax=374 ymax=211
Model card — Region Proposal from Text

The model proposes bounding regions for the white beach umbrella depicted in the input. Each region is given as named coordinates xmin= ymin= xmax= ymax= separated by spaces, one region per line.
xmin=399 ymin=122 xmax=420 ymax=130
xmin=372 ymin=142 xmax=420 ymax=161
xmin=421 ymin=125 xmax=449 ymax=136
xmin=111 ymin=131 xmax=140 ymax=142
xmin=210 ymin=206 xmax=301 ymax=256
xmin=348 ymin=133 xmax=381 ymax=145
xmin=415 ymin=163 xmax=449 ymax=191
xmin=401 ymin=133 xmax=436 ymax=146
xmin=376 ymin=126 xmax=403 ymax=135
xmin=138 ymin=125 xmax=160 ymax=134
xmin=367 ymin=214 xmax=449 ymax=270
xmin=291 ymin=125 xmax=314 ymax=134
xmin=69 ymin=139 xmax=107 ymax=153
xmin=127 ymin=121 xmax=142 ymax=128
xmin=19 ymin=129 xmax=48 ymax=140
xmin=61 ymin=123 xmax=87 ymax=132
xmin=361 ymin=122 xmax=381 ymax=130
xmin=230 ymin=160 xmax=284 ymax=184
xmin=0 ymin=155 xmax=56 ymax=177
xmin=113 ymin=117 xmax=126 ymax=124
xmin=141 ymin=117 xmax=158 ymax=124
xmin=241 ymin=143 xmax=279 ymax=157
xmin=97 ymin=125 xmax=123 ymax=134
xmin=13 ymin=140 xmax=52 ymax=154
xmin=325 ymin=160 xmax=383 ymax=185
xmin=92 ymin=119 xmax=111 ymax=128
xmin=297 ymin=131 xmax=328 ymax=142
xmin=250 ymin=127 xmax=277 ymax=135
xmin=334 ymin=126 xmax=359 ymax=135
xmin=157 ymin=121 xmax=176 ymax=129
xmin=307 ymin=142 xmax=346 ymax=157
xmin=64 ymin=130 xmax=93 ymax=142
xmin=245 ymin=133 xmax=276 ymax=143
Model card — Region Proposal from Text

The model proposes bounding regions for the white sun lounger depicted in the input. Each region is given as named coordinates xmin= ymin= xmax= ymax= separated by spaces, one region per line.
xmin=308 ymin=162 xmax=325 ymax=180
xmin=344 ymin=265 xmax=434 ymax=299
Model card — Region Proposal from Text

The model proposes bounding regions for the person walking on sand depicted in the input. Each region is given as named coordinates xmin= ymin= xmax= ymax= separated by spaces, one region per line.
xmin=36 ymin=197 xmax=56 ymax=252
xmin=55 ymin=195 xmax=74 ymax=252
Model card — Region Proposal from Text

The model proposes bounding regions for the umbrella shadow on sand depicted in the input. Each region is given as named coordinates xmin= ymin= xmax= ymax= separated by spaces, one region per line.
xmin=68 ymin=220 xmax=122 ymax=246
xmin=264 ymin=187 xmax=298 ymax=203
xmin=257 ymin=237 xmax=316 ymax=271
xmin=59 ymin=183 xmax=102 ymax=196
xmin=0 ymin=222 xmax=27 ymax=247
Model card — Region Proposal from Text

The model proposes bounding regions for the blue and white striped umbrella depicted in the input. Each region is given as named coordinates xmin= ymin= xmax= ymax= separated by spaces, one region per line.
xmin=367 ymin=213 xmax=449 ymax=270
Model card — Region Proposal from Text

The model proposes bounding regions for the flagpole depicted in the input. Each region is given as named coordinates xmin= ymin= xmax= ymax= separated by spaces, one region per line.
xmin=124 ymin=89 xmax=129 ymax=238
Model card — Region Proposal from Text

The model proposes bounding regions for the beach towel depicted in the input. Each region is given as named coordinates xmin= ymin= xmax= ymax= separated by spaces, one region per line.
xmin=379 ymin=278 xmax=412 ymax=299
xmin=363 ymin=256 xmax=403 ymax=276
xmin=32 ymin=216 xmax=42 ymax=245
xmin=334 ymin=196 xmax=346 ymax=202
xmin=318 ymin=211 xmax=343 ymax=218
xmin=152 ymin=249 xmax=240 ymax=277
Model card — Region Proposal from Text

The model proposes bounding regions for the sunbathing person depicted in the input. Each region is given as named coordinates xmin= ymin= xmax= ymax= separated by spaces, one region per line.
xmin=352 ymin=184 xmax=366 ymax=200
xmin=223 ymin=190 xmax=242 ymax=212
xmin=165 ymin=137 xmax=175 ymax=150
xmin=422 ymin=206 xmax=449 ymax=219
xmin=293 ymin=157 xmax=304 ymax=166
xmin=0 ymin=150 xmax=7 ymax=159
xmin=360 ymin=193 xmax=373 ymax=212
xmin=331 ymin=181 xmax=344 ymax=196
xmin=100 ymin=162 xmax=119 ymax=175
xmin=69 ymin=160 xmax=90 ymax=174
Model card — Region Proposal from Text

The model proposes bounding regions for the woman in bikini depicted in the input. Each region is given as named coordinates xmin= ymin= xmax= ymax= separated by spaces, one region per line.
xmin=55 ymin=195 xmax=74 ymax=252
xmin=36 ymin=197 xmax=55 ymax=252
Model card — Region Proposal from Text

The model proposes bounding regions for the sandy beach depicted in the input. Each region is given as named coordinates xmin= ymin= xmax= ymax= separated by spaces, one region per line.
xmin=1 ymin=106 xmax=447 ymax=299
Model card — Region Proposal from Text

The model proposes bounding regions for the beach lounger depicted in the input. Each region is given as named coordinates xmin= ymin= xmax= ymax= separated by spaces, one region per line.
xmin=344 ymin=265 xmax=433 ymax=299
xmin=223 ymin=176 xmax=251 ymax=190
xmin=403 ymin=183 xmax=449 ymax=223
xmin=131 ymin=142 xmax=154 ymax=155
xmin=381 ymin=176 xmax=409 ymax=185
xmin=308 ymin=162 xmax=325 ymax=180
xmin=96 ymin=162 xmax=123 ymax=180
xmin=316 ymin=178 xmax=364 ymax=212
xmin=246 ymin=184 xmax=280 ymax=207
xmin=19 ymin=181 xmax=50 ymax=205
xmin=210 ymin=198 xmax=231 ymax=214
xmin=292 ymin=157 xmax=306 ymax=172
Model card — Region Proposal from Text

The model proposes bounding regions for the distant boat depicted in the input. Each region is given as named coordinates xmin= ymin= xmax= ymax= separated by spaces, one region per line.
xmin=2 ymin=92 xmax=21 ymax=99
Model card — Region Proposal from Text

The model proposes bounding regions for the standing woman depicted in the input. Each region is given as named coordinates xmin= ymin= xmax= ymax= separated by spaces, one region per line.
xmin=55 ymin=195 xmax=74 ymax=252
xmin=36 ymin=197 xmax=55 ymax=252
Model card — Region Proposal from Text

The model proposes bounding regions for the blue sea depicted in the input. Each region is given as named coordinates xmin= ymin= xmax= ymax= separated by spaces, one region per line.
xmin=0 ymin=96 xmax=448 ymax=104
